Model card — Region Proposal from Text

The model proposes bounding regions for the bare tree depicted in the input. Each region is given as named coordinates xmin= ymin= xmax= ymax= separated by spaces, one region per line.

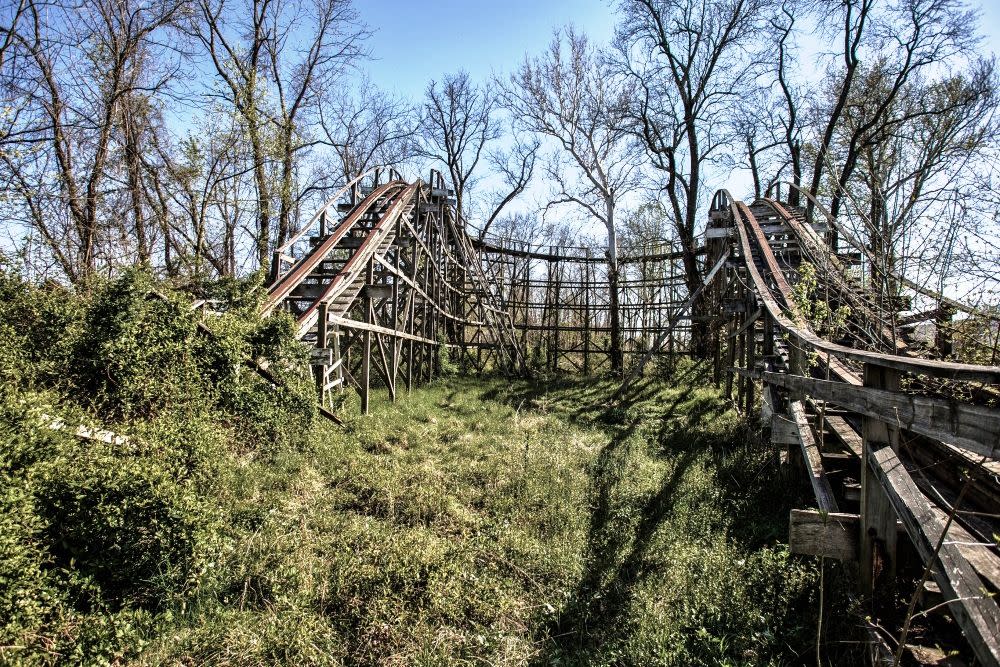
xmin=417 ymin=71 xmax=499 ymax=221
xmin=150 ymin=118 xmax=253 ymax=278
xmin=772 ymin=0 xmax=804 ymax=202
xmin=617 ymin=0 xmax=771 ymax=357
xmin=723 ymin=89 xmax=786 ymax=199
xmin=503 ymin=27 xmax=643 ymax=373
xmin=804 ymin=0 xmax=874 ymax=224
xmin=319 ymin=79 xmax=414 ymax=184
xmin=832 ymin=61 xmax=998 ymax=309
xmin=191 ymin=0 xmax=368 ymax=272
xmin=478 ymin=135 xmax=540 ymax=239
xmin=806 ymin=0 xmax=980 ymax=222
xmin=0 ymin=0 xmax=184 ymax=282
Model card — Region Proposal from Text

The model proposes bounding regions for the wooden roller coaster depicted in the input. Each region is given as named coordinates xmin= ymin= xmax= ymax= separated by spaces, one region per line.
xmin=263 ymin=169 xmax=1000 ymax=665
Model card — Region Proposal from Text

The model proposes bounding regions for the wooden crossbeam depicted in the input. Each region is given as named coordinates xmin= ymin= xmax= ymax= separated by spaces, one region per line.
xmin=762 ymin=371 xmax=1000 ymax=459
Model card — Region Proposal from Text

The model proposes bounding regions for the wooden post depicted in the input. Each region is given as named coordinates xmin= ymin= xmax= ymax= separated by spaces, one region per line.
xmin=744 ymin=314 xmax=756 ymax=415
xmin=332 ymin=323 xmax=343 ymax=393
xmin=552 ymin=260 xmax=561 ymax=372
xmin=360 ymin=258 xmax=374 ymax=415
xmin=389 ymin=217 xmax=401 ymax=402
xmin=315 ymin=302 xmax=328 ymax=405
xmin=860 ymin=362 xmax=901 ymax=603
xmin=786 ymin=336 xmax=808 ymax=469
xmin=583 ymin=253 xmax=591 ymax=375
xmin=935 ymin=304 xmax=954 ymax=358
xmin=762 ymin=315 xmax=774 ymax=369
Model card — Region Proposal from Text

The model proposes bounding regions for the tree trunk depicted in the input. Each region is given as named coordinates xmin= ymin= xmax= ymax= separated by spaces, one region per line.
xmin=277 ymin=123 xmax=294 ymax=247
xmin=685 ymin=116 xmax=712 ymax=359
xmin=249 ymin=115 xmax=271 ymax=272
xmin=606 ymin=197 xmax=623 ymax=373
xmin=123 ymin=98 xmax=149 ymax=263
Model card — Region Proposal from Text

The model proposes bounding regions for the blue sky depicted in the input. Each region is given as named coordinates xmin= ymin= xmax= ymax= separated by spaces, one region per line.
xmin=359 ymin=0 xmax=617 ymax=98
xmin=353 ymin=0 xmax=1000 ymax=252
xmin=359 ymin=0 xmax=1000 ymax=100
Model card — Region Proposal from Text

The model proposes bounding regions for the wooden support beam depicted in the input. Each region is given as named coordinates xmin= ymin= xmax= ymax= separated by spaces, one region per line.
xmin=761 ymin=385 xmax=774 ymax=423
xmin=772 ymin=414 xmax=798 ymax=445
xmin=762 ymin=371 xmax=1000 ymax=459
xmin=868 ymin=446 xmax=1000 ymax=667
xmin=790 ymin=401 xmax=839 ymax=512
xmin=860 ymin=363 xmax=900 ymax=602
xmin=825 ymin=414 xmax=863 ymax=457
xmin=789 ymin=509 xmax=858 ymax=560
xmin=360 ymin=259 xmax=374 ymax=415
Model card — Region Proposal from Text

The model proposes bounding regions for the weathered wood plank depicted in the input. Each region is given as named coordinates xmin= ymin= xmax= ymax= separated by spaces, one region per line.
xmin=771 ymin=414 xmax=798 ymax=445
xmin=762 ymin=371 xmax=1000 ymax=460
xmin=860 ymin=364 xmax=900 ymax=595
xmin=869 ymin=446 xmax=1000 ymax=667
xmin=790 ymin=401 xmax=840 ymax=512
xmin=761 ymin=385 xmax=774 ymax=422
xmin=789 ymin=509 xmax=858 ymax=560
xmin=727 ymin=197 xmax=1000 ymax=382
xmin=826 ymin=415 xmax=863 ymax=457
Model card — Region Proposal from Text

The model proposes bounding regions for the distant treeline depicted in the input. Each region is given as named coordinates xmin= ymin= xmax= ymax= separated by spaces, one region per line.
xmin=0 ymin=0 xmax=995 ymax=307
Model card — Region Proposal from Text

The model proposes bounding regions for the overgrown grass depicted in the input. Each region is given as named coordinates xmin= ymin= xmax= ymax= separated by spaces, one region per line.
xmin=482 ymin=368 xmax=839 ymax=665
xmin=1 ymin=273 xmax=858 ymax=665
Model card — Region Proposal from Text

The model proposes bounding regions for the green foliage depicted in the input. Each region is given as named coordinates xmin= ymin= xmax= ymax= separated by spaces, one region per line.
xmin=70 ymin=271 xmax=206 ymax=421
xmin=0 ymin=271 xmax=316 ymax=665
xmin=437 ymin=334 xmax=459 ymax=376
xmin=791 ymin=262 xmax=851 ymax=339
xmin=481 ymin=371 xmax=845 ymax=665
xmin=1 ymin=273 xmax=843 ymax=665
xmin=0 ymin=273 xmax=82 ymax=389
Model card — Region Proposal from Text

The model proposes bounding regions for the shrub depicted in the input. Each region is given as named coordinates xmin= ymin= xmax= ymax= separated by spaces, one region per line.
xmin=0 ymin=271 xmax=318 ymax=664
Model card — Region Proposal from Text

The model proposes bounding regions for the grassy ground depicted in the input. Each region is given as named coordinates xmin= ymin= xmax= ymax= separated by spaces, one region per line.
xmin=134 ymin=364 xmax=843 ymax=666
xmin=0 ymin=274 xmax=861 ymax=665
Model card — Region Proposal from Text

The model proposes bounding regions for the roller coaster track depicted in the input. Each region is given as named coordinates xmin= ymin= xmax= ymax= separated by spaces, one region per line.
xmin=259 ymin=166 xmax=999 ymax=663
xmin=263 ymin=169 xmax=523 ymax=414
xmin=707 ymin=189 xmax=1000 ymax=665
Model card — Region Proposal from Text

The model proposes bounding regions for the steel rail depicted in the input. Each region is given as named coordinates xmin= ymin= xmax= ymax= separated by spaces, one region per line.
xmin=759 ymin=197 xmax=906 ymax=353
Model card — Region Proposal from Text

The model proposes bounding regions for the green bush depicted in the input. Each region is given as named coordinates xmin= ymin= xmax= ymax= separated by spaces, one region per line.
xmin=0 ymin=274 xmax=81 ymax=389
xmin=0 ymin=271 xmax=318 ymax=665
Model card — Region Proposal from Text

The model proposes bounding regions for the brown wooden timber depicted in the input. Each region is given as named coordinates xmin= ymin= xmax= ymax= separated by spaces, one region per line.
xmin=860 ymin=363 xmax=901 ymax=600
xmin=790 ymin=400 xmax=840 ymax=512
xmin=789 ymin=509 xmax=859 ymax=561
xmin=868 ymin=446 xmax=1000 ymax=667
xmin=760 ymin=371 xmax=1000 ymax=460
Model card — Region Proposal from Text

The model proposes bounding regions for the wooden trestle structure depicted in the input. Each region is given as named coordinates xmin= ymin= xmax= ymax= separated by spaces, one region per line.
xmin=263 ymin=169 xmax=523 ymax=414
xmin=707 ymin=184 xmax=1000 ymax=666
xmin=473 ymin=237 xmax=697 ymax=373
xmin=264 ymin=170 xmax=999 ymax=664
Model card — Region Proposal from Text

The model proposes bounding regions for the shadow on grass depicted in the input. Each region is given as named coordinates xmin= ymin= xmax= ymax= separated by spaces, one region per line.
xmin=487 ymin=361 xmax=809 ymax=663
xmin=531 ymin=396 xmax=718 ymax=661
xmin=480 ymin=360 xmax=712 ymax=428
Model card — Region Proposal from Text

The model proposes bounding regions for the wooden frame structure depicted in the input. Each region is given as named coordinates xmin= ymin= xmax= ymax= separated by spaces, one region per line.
xmin=708 ymin=187 xmax=1000 ymax=666
xmin=474 ymin=236 xmax=698 ymax=373
xmin=264 ymin=168 xmax=522 ymax=414
xmin=262 ymin=167 xmax=998 ymax=663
